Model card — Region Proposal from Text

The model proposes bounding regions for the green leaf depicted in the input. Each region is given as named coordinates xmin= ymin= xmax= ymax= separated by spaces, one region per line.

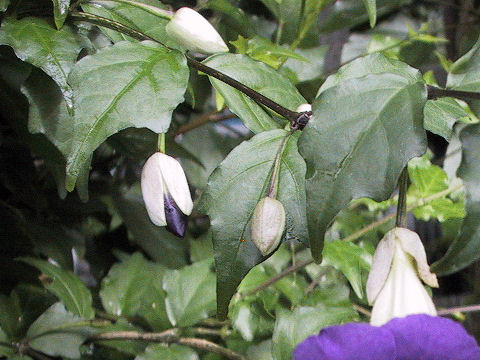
xmin=19 ymin=258 xmax=95 ymax=319
xmin=432 ymin=123 xmax=480 ymax=274
xmin=111 ymin=186 xmax=187 ymax=269
xmin=363 ymin=0 xmax=377 ymax=27
xmin=272 ymin=304 xmax=358 ymax=360
xmin=0 ymin=17 xmax=83 ymax=109
xmin=322 ymin=241 xmax=371 ymax=299
xmin=82 ymin=0 xmax=180 ymax=48
xmin=320 ymin=0 xmax=409 ymax=33
xmin=163 ymin=260 xmax=216 ymax=327
xmin=66 ymin=41 xmax=189 ymax=191
xmin=447 ymin=35 xmax=480 ymax=92
xmin=95 ymin=321 xmax=148 ymax=355
xmin=283 ymin=46 xmax=328 ymax=83
xmin=259 ymin=0 xmax=302 ymax=44
xmin=52 ymin=0 xmax=71 ymax=29
xmin=0 ymin=327 xmax=14 ymax=357
xmin=202 ymin=54 xmax=306 ymax=133
xmin=26 ymin=303 xmax=92 ymax=359
xmin=205 ymin=0 xmax=253 ymax=37
xmin=231 ymin=301 xmax=275 ymax=341
xmin=199 ymin=129 xmax=307 ymax=319
xmin=246 ymin=340 xmax=274 ymax=360
xmin=100 ymin=252 xmax=167 ymax=317
xmin=136 ymin=344 xmax=199 ymax=360
xmin=424 ymin=97 xmax=478 ymax=141
xmin=299 ymin=54 xmax=427 ymax=262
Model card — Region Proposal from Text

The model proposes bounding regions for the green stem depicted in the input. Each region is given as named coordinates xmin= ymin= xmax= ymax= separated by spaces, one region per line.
xmin=268 ymin=131 xmax=292 ymax=198
xmin=395 ymin=166 xmax=409 ymax=228
xmin=87 ymin=0 xmax=174 ymax=20
xmin=157 ymin=133 xmax=166 ymax=153
xmin=275 ymin=19 xmax=285 ymax=45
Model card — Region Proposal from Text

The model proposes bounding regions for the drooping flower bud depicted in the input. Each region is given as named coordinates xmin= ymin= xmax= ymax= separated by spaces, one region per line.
xmin=165 ymin=7 xmax=229 ymax=55
xmin=141 ymin=152 xmax=193 ymax=237
xmin=366 ymin=227 xmax=438 ymax=326
xmin=251 ymin=197 xmax=286 ymax=256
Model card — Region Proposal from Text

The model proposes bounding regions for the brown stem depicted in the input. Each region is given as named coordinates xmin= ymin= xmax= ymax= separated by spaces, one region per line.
xmin=427 ymin=85 xmax=480 ymax=101
xmin=438 ymin=304 xmax=480 ymax=315
xmin=175 ymin=111 xmax=236 ymax=135
xmin=178 ymin=338 xmax=246 ymax=360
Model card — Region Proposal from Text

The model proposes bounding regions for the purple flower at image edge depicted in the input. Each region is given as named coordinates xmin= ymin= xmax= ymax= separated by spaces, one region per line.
xmin=294 ymin=314 xmax=480 ymax=360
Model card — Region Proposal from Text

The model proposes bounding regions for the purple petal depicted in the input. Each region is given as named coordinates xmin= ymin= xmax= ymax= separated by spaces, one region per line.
xmin=383 ymin=314 xmax=480 ymax=360
xmin=164 ymin=194 xmax=187 ymax=237
xmin=294 ymin=323 xmax=397 ymax=360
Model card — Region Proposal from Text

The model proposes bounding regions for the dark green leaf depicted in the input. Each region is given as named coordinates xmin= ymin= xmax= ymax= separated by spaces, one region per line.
xmin=424 ymin=97 xmax=477 ymax=141
xmin=299 ymin=54 xmax=427 ymax=262
xmin=111 ymin=186 xmax=187 ymax=268
xmin=0 ymin=17 xmax=83 ymax=109
xmin=100 ymin=252 xmax=167 ymax=317
xmin=231 ymin=301 xmax=275 ymax=341
xmin=65 ymin=41 xmax=189 ymax=191
xmin=259 ymin=0 xmax=302 ymax=44
xmin=199 ymin=129 xmax=307 ymax=319
xmin=0 ymin=327 xmax=14 ymax=357
xmin=272 ymin=304 xmax=358 ymax=360
xmin=202 ymin=54 xmax=306 ymax=133
xmin=136 ymin=344 xmax=198 ymax=360
xmin=26 ymin=303 xmax=93 ymax=359
xmin=52 ymin=0 xmax=71 ymax=29
xmin=19 ymin=258 xmax=94 ymax=319
xmin=322 ymin=241 xmax=371 ymax=299
xmin=163 ymin=260 xmax=216 ymax=327
xmin=432 ymin=123 xmax=480 ymax=274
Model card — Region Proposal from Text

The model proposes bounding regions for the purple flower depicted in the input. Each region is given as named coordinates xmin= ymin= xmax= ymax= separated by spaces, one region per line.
xmin=294 ymin=314 xmax=480 ymax=360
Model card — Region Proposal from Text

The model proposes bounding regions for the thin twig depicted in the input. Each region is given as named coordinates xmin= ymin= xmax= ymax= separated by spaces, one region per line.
xmin=353 ymin=304 xmax=372 ymax=317
xmin=438 ymin=304 xmax=480 ymax=315
xmin=178 ymin=338 xmax=247 ymax=360
xmin=175 ymin=111 xmax=236 ymax=135
xmin=395 ymin=167 xmax=409 ymax=228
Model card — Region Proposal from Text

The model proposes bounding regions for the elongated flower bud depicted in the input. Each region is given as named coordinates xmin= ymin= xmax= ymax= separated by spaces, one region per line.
xmin=251 ymin=197 xmax=285 ymax=256
xmin=141 ymin=152 xmax=193 ymax=237
xmin=166 ymin=7 xmax=229 ymax=55
xmin=367 ymin=227 xmax=438 ymax=326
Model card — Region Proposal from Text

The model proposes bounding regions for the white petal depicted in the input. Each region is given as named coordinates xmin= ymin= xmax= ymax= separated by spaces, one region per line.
xmin=141 ymin=153 xmax=166 ymax=226
xmin=251 ymin=197 xmax=286 ymax=256
xmin=296 ymin=103 xmax=312 ymax=113
xmin=370 ymin=241 xmax=437 ymax=326
xmin=156 ymin=153 xmax=193 ymax=216
xmin=166 ymin=7 xmax=229 ymax=54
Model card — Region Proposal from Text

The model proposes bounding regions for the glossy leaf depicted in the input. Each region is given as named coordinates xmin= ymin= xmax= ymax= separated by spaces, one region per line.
xmin=199 ymin=129 xmax=307 ymax=319
xmin=52 ymin=0 xmax=71 ymax=29
xmin=322 ymin=241 xmax=371 ymax=299
xmin=136 ymin=344 xmax=199 ymax=360
xmin=100 ymin=252 xmax=167 ymax=317
xmin=202 ymin=54 xmax=306 ymax=133
xmin=163 ymin=260 xmax=216 ymax=327
xmin=0 ymin=17 xmax=83 ymax=109
xmin=299 ymin=54 xmax=427 ymax=262
xmin=424 ymin=97 xmax=477 ymax=141
xmin=432 ymin=124 xmax=480 ymax=274
xmin=66 ymin=41 xmax=188 ymax=190
xmin=26 ymin=303 xmax=92 ymax=359
xmin=19 ymin=257 xmax=95 ymax=319
xmin=272 ymin=304 xmax=358 ymax=360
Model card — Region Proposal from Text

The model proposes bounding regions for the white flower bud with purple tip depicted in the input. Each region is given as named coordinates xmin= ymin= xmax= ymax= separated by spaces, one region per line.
xmin=141 ymin=152 xmax=193 ymax=237
xmin=166 ymin=7 xmax=229 ymax=55
xmin=367 ymin=227 xmax=438 ymax=326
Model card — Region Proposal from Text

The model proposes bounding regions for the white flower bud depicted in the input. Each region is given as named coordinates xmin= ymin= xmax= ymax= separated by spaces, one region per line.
xmin=166 ymin=7 xmax=229 ymax=55
xmin=141 ymin=152 xmax=193 ymax=237
xmin=296 ymin=103 xmax=312 ymax=113
xmin=251 ymin=197 xmax=286 ymax=256
xmin=367 ymin=227 xmax=438 ymax=326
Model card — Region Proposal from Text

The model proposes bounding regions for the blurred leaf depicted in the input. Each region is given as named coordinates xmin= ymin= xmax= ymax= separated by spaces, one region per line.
xmin=95 ymin=320 xmax=147 ymax=355
xmin=320 ymin=0 xmax=410 ymax=33
xmin=65 ymin=41 xmax=189 ymax=191
xmin=19 ymin=258 xmax=94 ymax=319
xmin=199 ymin=130 xmax=307 ymax=319
xmin=52 ymin=0 xmax=71 ymax=29
xmin=100 ymin=252 xmax=166 ymax=317
xmin=136 ymin=344 xmax=198 ymax=360
xmin=81 ymin=0 xmax=181 ymax=48
xmin=231 ymin=301 xmax=275 ymax=341
xmin=272 ymin=304 xmax=358 ymax=360
xmin=0 ymin=293 xmax=22 ymax=340
xmin=231 ymin=35 xmax=307 ymax=68
xmin=112 ymin=186 xmax=187 ymax=268
xmin=137 ymin=277 xmax=171 ymax=331
xmin=283 ymin=46 xmax=327 ymax=83
xmin=299 ymin=54 xmax=426 ymax=262
xmin=447 ymin=35 xmax=480 ymax=92
xmin=433 ymin=124 xmax=480 ymax=274
xmin=0 ymin=17 xmax=83 ymax=109
xmin=0 ymin=327 xmax=14 ymax=357
xmin=246 ymin=340 xmax=274 ymax=360
xmin=203 ymin=54 xmax=306 ymax=133
xmin=26 ymin=302 xmax=93 ymax=359
xmin=189 ymin=231 xmax=214 ymax=263
xmin=163 ymin=260 xmax=216 ymax=327
xmin=205 ymin=0 xmax=253 ymax=37
xmin=0 ymin=0 xmax=9 ymax=11
xmin=424 ymin=97 xmax=477 ymax=141
xmin=322 ymin=241 xmax=371 ymax=299
xmin=259 ymin=0 xmax=302 ymax=44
